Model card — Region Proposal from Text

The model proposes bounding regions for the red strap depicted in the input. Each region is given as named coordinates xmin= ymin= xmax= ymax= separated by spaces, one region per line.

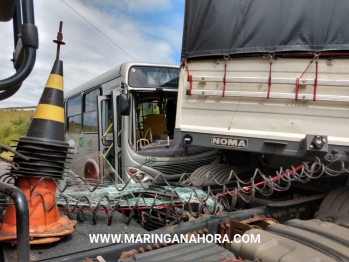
xmin=267 ymin=62 xmax=272 ymax=99
xmin=295 ymin=78 xmax=300 ymax=100
xmin=186 ymin=67 xmax=192 ymax=96
xmin=222 ymin=64 xmax=227 ymax=97
xmin=299 ymin=60 xmax=313 ymax=79
xmin=313 ymin=61 xmax=318 ymax=101
xmin=295 ymin=60 xmax=313 ymax=101
xmin=188 ymin=74 xmax=193 ymax=96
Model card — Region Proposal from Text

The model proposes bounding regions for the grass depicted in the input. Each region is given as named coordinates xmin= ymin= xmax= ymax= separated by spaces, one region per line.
xmin=0 ymin=110 xmax=34 ymax=160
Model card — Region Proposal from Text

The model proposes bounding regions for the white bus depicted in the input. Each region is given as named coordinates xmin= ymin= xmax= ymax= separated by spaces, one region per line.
xmin=64 ymin=62 xmax=220 ymax=183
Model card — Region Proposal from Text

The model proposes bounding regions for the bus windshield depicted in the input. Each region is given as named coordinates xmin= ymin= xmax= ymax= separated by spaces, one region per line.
xmin=128 ymin=66 xmax=179 ymax=88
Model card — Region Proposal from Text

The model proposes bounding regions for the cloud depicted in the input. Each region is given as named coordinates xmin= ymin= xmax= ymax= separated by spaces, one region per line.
xmin=87 ymin=0 xmax=176 ymax=13
xmin=0 ymin=0 xmax=184 ymax=108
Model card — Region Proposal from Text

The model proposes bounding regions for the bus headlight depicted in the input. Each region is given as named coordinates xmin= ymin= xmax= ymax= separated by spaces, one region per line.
xmin=137 ymin=173 xmax=145 ymax=181
xmin=126 ymin=167 xmax=147 ymax=182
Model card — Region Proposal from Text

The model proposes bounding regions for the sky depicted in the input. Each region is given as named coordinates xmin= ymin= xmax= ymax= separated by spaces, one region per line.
xmin=0 ymin=0 xmax=185 ymax=108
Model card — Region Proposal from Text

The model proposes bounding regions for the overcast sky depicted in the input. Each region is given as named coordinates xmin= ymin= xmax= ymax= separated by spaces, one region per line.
xmin=0 ymin=0 xmax=185 ymax=108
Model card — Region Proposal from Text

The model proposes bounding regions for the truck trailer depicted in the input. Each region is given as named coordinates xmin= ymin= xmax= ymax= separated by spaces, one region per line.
xmin=175 ymin=0 xmax=349 ymax=182
xmin=173 ymin=0 xmax=349 ymax=260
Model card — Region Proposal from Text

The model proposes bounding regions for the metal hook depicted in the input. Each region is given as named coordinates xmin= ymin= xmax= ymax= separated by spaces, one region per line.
xmin=313 ymin=53 xmax=320 ymax=61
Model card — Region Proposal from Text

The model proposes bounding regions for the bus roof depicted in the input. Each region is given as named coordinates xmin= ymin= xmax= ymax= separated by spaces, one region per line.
xmin=64 ymin=62 xmax=178 ymax=99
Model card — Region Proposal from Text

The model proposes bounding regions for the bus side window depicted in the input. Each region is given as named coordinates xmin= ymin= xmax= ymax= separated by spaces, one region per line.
xmin=67 ymin=96 xmax=82 ymax=133
xmin=83 ymin=89 xmax=100 ymax=133
xmin=101 ymin=99 xmax=113 ymax=146
xmin=117 ymin=98 xmax=122 ymax=148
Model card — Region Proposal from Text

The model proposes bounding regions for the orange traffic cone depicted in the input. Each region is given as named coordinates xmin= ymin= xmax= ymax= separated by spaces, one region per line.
xmin=0 ymin=22 xmax=76 ymax=244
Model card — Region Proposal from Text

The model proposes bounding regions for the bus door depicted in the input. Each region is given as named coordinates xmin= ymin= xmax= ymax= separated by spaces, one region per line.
xmin=112 ymin=90 xmax=123 ymax=182
xmin=97 ymin=94 xmax=120 ymax=183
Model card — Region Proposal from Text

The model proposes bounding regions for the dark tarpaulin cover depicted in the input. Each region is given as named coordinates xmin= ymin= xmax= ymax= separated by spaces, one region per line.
xmin=181 ymin=0 xmax=349 ymax=59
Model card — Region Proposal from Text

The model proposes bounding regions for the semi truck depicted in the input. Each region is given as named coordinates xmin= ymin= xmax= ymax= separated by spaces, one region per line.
xmin=172 ymin=0 xmax=349 ymax=261
xmin=175 ymin=0 xmax=349 ymax=174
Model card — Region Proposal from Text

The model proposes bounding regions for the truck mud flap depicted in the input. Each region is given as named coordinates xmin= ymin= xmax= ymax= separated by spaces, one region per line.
xmin=189 ymin=163 xmax=253 ymax=186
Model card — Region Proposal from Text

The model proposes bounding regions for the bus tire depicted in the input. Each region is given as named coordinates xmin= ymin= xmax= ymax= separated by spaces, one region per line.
xmin=84 ymin=159 xmax=99 ymax=180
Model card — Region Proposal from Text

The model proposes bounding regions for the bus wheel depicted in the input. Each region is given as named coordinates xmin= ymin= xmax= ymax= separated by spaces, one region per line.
xmin=84 ymin=159 xmax=99 ymax=180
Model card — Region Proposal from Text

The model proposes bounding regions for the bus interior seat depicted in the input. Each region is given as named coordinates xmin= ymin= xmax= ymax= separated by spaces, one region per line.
xmin=143 ymin=114 xmax=167 ymax=141
xmin=136 ymin=129 xmax=142 ymax=141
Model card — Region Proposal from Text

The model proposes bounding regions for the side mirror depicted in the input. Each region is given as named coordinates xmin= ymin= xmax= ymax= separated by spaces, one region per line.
xmin=117 ymin=93 xmax=130 ymax=116
xmin=0 ymin=0 xmax=16 ymax=22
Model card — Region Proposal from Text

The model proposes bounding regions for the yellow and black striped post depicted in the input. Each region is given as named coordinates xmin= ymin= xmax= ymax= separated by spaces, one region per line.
xmin=0 ymin=21 xmax=76 ymax=245
xmin=26 ymin=60 xmax=65 ymax=141
xmin=9 ymin=21 xmax=70 ymax=179
xmin=9 ymin=22 xmax=70 ymax=178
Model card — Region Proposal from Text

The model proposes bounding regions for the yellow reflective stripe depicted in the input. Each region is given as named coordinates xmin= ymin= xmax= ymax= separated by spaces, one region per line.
xmin=45 ymin=74 xmax=63 ymax=91
xmin=33 ymin=104 xmax=64 ymax=123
